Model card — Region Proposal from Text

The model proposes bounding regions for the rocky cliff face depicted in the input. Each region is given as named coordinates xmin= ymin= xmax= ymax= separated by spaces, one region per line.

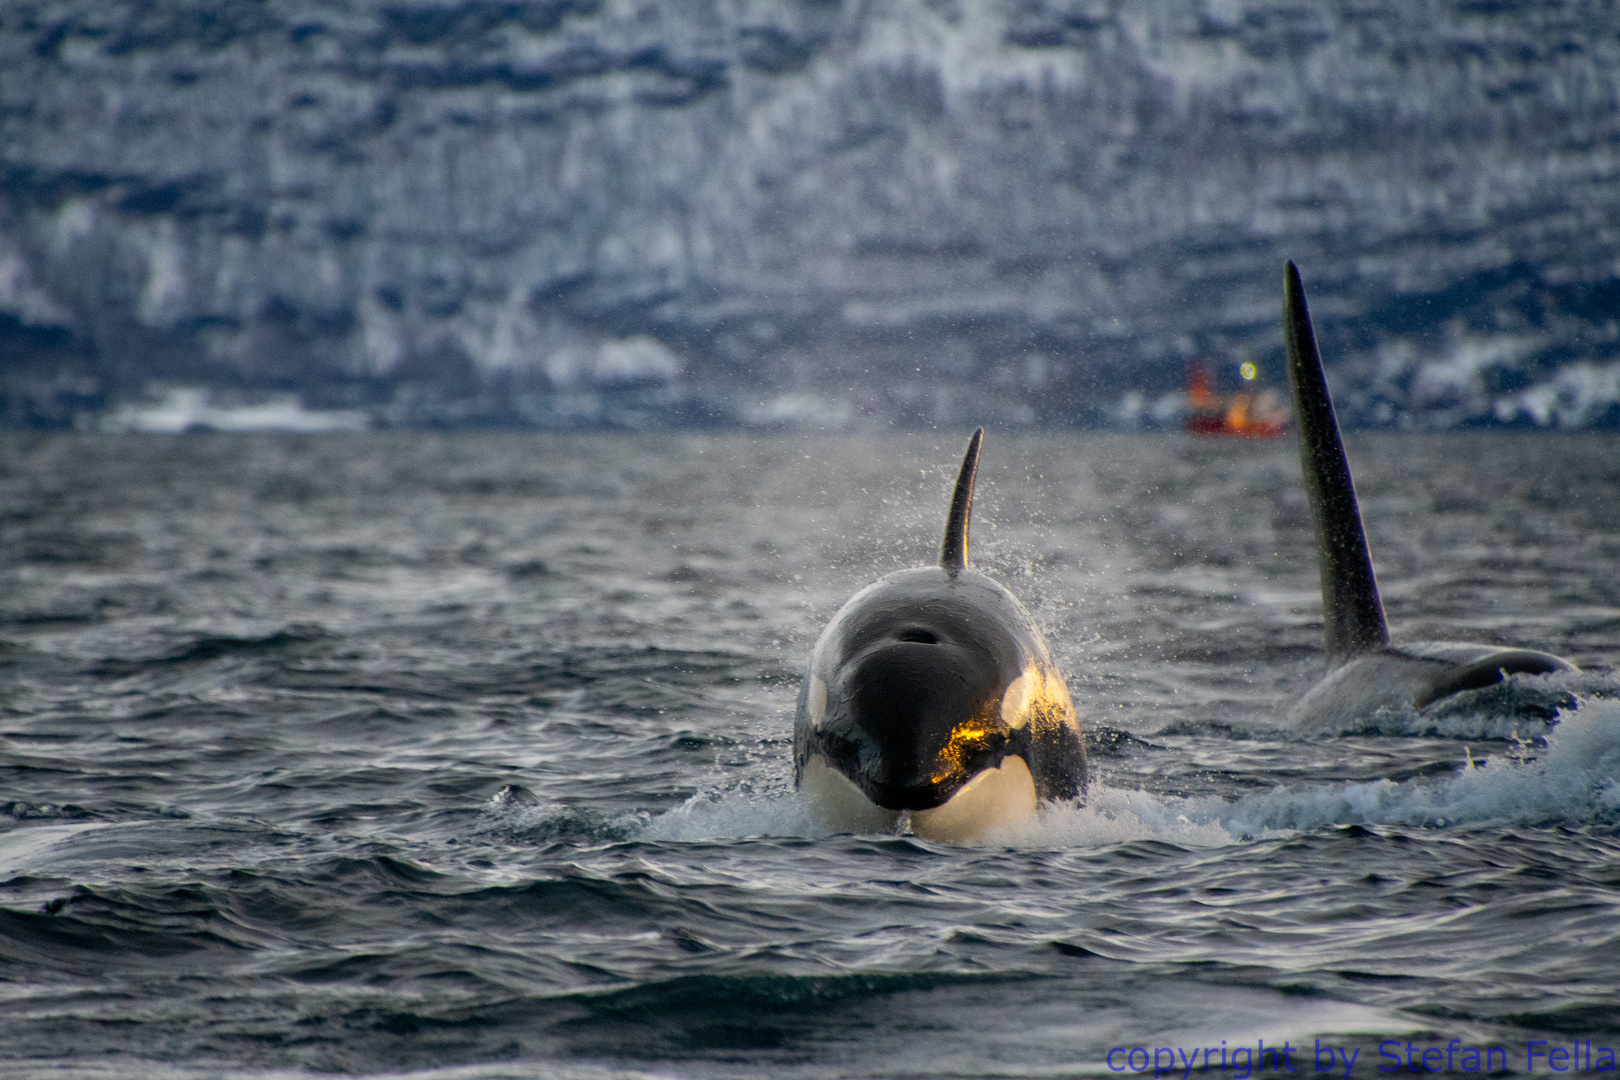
xmin=2 ymin=0 xmax=1618 ymax=428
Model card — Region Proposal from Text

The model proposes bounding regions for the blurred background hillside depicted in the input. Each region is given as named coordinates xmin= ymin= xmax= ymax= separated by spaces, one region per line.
xmin=2 ymin=0 xmax=1617 ymax=431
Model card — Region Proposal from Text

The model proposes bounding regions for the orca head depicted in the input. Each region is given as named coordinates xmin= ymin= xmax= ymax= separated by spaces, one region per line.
xmin=801 ymin=567 xmax=1029 ymax=810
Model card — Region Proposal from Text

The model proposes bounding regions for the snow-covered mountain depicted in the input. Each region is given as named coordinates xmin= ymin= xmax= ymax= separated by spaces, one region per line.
xmin=2 ymin=0 xmax=1617 ymax=428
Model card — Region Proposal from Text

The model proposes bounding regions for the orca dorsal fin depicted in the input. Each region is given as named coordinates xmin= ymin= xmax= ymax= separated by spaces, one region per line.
xmin=940 ymin=427 xmax=984 ymax=572
xmin=1283 ymin=262 xmax=1390 ymax=658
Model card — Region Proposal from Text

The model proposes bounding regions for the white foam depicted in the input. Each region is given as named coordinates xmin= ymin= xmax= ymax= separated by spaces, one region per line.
xmin=1007 ymin=696 xmax=1620 ymax=847
xmin=638 ymin=788 xmax=830 ymax=842
xmin=631 ymin=698 xmax=1620 ymax=849
xmin=981 ymin=787 xmax=1256 ymax=849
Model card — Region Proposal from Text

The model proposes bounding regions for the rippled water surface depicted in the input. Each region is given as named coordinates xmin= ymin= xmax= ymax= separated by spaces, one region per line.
xmin=3 ymin=431 xmax=1620 ymax=1079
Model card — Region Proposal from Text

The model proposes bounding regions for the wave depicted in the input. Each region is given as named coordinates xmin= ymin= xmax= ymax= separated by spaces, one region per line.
xmin=479 ymin=786 xmax=652 ymax=845
xmin=616 ymin=697 xmax=1620 ymax=848
xmin=1217 ymin=695 xmax=1620 ymax=831
xmin=92 ymin=623 xmax=331 ymax=676
xmin=637 ymin=788 xmax=824 ymax=843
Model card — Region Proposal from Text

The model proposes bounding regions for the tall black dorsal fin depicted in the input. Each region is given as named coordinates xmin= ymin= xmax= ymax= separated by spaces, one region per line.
xmin=940 ymin=427 xmax=984 ymax=572
xmin=1283 ymin=262 xmax=1389 ymax=658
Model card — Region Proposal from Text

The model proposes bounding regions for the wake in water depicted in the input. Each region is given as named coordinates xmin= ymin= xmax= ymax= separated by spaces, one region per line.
xmin=1209 ymin=694 xmax=1620 ymax=834
xmin=1013 ymin=695 xmax=1620 ymax=846
xmin=490 ymin=696 xmax=1620 ymax=850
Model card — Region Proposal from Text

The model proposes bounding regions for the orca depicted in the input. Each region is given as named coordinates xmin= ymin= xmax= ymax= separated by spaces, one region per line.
xmin=1281 ymin=261 xmax=1575 ymax=731
xmin=794 ymin=429 xmax=1086 ymax=842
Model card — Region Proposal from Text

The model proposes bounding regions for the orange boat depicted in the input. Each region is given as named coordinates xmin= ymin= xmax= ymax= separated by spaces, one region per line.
xmin=1185 ymin=361 xmax=1288 ymax=439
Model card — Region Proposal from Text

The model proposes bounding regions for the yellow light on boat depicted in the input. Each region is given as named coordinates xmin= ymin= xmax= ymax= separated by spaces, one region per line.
xmin=1239 ymin=362 xmax=1257 ymax=381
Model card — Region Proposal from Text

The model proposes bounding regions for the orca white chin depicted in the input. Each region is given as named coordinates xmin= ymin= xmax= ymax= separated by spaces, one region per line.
xmin=800 ymin=754 xmax=901 ymax=835
xmin=909 ymin=755 xmax=1037 ymax=843
xmin=800 ymin=753 xmax=1038 ymax=844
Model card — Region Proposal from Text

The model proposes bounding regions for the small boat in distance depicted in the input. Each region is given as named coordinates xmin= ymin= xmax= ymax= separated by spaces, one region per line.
xmin=1185 ymin=359 xmax=1289 ymax=439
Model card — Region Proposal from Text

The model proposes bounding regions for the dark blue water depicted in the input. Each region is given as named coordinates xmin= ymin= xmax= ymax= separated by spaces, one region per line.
xmin=3 ymin=431 xmax=1619 ymax=1079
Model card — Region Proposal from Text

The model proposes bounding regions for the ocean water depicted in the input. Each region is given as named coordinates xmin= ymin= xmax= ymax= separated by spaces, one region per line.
xmin=2 ymin=430 xmax=1619 ymax=1080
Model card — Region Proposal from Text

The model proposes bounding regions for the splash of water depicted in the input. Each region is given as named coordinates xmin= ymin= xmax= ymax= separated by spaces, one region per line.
xmin=609 ymin=698 xmax=1620 ymax=849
